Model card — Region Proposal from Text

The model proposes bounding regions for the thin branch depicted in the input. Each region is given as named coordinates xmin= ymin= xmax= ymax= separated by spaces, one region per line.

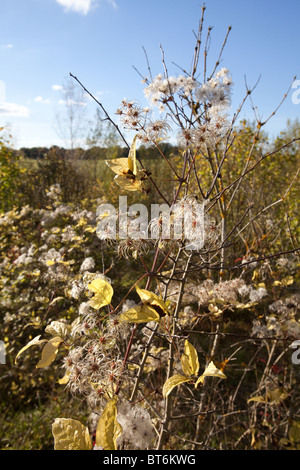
xmin=69 ymin=72 xmax=130 ymax=149
xmin=208 ymin=138 xmax=300 ymax=208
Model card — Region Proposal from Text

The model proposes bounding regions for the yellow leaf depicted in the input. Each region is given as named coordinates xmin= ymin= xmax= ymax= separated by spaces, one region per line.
xmin=250 ymin=428 xmax=262 ymax=449
xmin=46 ymin=259 xmax=56 ymax=266
xmin=106 ymin=136 xmax=138 ymax=176
xmin=162 ymin=374 xmax=191 ymax=398
xmin=105 ymin=157 xmax=132 ymax=176
xmin=282 ymin=275 xmax=294 ymax=286
xmin=120 ymin=304 xmax=160 ymax=324
xmin=52 ymin=418 xmax=92 ymax=450
xmin=45 ymin=320 xmax=71 ymax=339
xmin=106 ymin=136 xmax=144 ymax=192
xmin=58 ymin=259 xmax=73 ymax=266
xmin=235 ymin=302 xmax=255 ymax=309
xmin=49 ymin=296 xmax=65 ymax=306
xmin=84 ymin=226 xmax=96 ymax=233
xmin=95 ymin=398 xmax=123 ymax=450
xmin=76 ymin=217 xmax=87 ymax=227
xmin=87 ymin=278 xmax=113 ymax=310
xmin=58 ymin=374 xmax=70 ymax=385
xmin=258 ymin=282 xmax=266 ymax=288
xmin=266 ymin=388 xmax=289 ymax=404
xmin=181 ymin=340 xmax=200 ymax=377
xmin=195 ymin=361 xmax=227 ymax=388
xmin=289 ymin=421 xmax=300 ymax=444
xmin=247 ymin=395 xmax=267 ymax=404
xmin=136 ymin=285 xmax=169 ymax=316
xmin=36 ymin=336 xmax=63 ymax=369
xmin=15 ymin=335 xmax=47 ymax=364
xmin=128 ymin=134 xmax=138 ymax=175
xmin=208 ymin=303 xmax=222 ymax=319
xmin=114 ymin=174 xmax=143 ymax=192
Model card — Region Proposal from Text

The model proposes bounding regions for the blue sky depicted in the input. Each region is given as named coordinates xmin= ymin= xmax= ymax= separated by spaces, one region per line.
xmin=0 ymin=0 xmax=299 ymax=149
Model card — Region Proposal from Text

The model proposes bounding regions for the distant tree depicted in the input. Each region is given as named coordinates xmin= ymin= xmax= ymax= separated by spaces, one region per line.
xmin=53 ymin=77 xmax=88 ymax=155
xmin=86 ymin=108 xmax=121 ymax=158
xmin=20 ymin=147 xmax=48 ymax=160
xmin=0 ymin=128 xmax=22 ymax=212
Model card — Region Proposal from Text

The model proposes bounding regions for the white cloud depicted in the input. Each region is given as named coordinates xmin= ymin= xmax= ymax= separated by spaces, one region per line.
xmin=52 ymin=84 xmax=63 ymax=91
xmin=58 ymin=98 xmax=87 ymax=106
xmin=34 ymin=96 xmax=51 ymax=104
xmin=2 ymin=44 xmax=14 ymax=49
xmin=55 ymin=0 xmax=117 ymax=15
xmin=0 ymin=102 xmax=29 ymax=117
xmin=55 ymin=0 xmax=96 ymax=15
xmin=107 ymin=0 xmax=117 ymax=9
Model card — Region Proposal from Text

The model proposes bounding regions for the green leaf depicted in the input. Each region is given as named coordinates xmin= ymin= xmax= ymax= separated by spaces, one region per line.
xmin=52 ymin=418 xmax=92 ymax=450
xmin=162 ymin=374 xmax=191 ymax=398
xmin=95 ymin=398 xmax=123 ymax=450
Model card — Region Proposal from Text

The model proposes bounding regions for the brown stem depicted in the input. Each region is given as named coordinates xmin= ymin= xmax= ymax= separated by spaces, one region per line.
xmin=156 ymin=252 xmax=192 ymax=449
